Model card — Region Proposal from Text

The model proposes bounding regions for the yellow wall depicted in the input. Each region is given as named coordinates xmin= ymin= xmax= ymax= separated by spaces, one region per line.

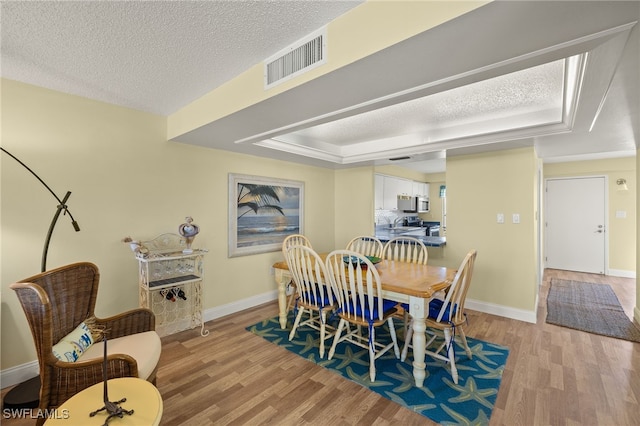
xmin=446 ymin=148 xmax=539 ymax=312
xmin=2 ymin=79 xmax=636 ymax=374
xmin=0 ymin=80 xmax=336 ymax=370
xmin=167 ymin=1 xmax=489 ymax=139
xmin=637 ymin=150 xmax=640 ymax=324
xmin=334 ymin=167 xmax=377 ymax=248
xmin=544 ymin=157 xmax=636 ymax=274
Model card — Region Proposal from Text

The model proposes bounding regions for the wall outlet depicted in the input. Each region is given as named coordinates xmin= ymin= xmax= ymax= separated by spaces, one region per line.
xmin=512 ymin=213 xmax=520 ymax=224
xmin=497 ymin=213 xmax=505 ymax=224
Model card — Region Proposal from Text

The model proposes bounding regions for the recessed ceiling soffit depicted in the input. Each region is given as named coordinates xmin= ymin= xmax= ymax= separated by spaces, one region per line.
xmin=238 ymin=23 xmax=634 ymax=165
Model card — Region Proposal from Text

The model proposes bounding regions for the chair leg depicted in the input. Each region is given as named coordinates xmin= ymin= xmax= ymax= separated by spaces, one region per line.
xmin=443 ymin=327 xmax=458 ymax=384
xmin=458 ymin=326 xmax=472 ymax=359
xmin=286 ymin=281 xmax=296 ymax=312
xmin=369 ymin=325 xmax=376 ymax=382
xmin=403 ymin=309 xmax=410 ymax=340
xmin=328 ymin=319 xmax=346 ymax=360
xmin=288 ymin=307 xmax=305 ymax=341
xmin=319 ymin=311 xmax=327 ymax=358
xmin=401 ymin=319 xmax=413 ymax=362
xmin=387 ymin=317 xmax=400 ymax=358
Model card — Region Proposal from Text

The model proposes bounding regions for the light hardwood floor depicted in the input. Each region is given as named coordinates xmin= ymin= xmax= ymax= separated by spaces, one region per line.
xmin=2 ymin=269 xmax=639 ymax=425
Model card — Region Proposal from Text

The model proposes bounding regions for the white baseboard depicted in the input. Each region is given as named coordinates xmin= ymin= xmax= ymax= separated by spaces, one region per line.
xmin=608 ymin=269 xmax=636 ymax=279
xmin=1 ymin=360 xmax=39 ymax=389
xmin=465 ymin=298 xmax=537 ymax=324
xmin=203 ymin=290 xmax=278 ymax=323
xmin=1 ymin=290 xmax=280 ymax=390
xmin=210 ymin=291 xmax=541 ymax=326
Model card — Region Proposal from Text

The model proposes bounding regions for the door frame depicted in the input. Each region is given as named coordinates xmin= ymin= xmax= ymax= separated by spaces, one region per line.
xmin=537 ymin=162 xmax=544 ymax=287
xmin=543 ymin=174 xmax=609 ymax=275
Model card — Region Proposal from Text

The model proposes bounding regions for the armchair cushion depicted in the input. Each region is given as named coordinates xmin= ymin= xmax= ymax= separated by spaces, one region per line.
xmin=52 ymin=321 xmax=95 ymax=362
xmin=82 ymin=331 xmax=161 ymax=380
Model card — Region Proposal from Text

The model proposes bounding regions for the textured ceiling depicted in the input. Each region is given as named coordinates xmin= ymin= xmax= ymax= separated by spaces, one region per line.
xmin=1 ymin=1 xmax=638 ymax=172
xmin=278 ymin=60 xmax=565 ymax=146
xmin=0 ymin=0 xmax=363 ymax=115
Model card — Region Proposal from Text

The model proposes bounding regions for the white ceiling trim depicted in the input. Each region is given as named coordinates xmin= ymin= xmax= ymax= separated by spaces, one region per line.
xmin=259 ymin=120 xmax=577 ymax=165
xmin=251 ymin=56 xmax=577 ymax=164
xmin=235 ymin=23 xmax=634 ymax=166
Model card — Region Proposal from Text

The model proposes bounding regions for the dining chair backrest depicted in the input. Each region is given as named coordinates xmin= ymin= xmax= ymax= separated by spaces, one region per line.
xmin=285 ymin=244 xmax=334 ymax=309
xmin=325 ymin=250 xmax=385 ymax=323
xmin=435 ymin=249 xmax=477 ymax=323
xmin=345 ymin=236 xmax=383 ymax=258
xmin=381 ymin=236 xmax=428 ymax=265
xmin=282 ymin=234 xmax=312 ymax=257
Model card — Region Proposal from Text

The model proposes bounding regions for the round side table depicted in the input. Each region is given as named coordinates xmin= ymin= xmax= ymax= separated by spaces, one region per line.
xmin=44 ymin=377 xmax=162 ymax=425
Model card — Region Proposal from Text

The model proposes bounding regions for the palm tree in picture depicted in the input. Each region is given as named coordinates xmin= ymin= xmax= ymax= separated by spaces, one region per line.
xmin=237 ymin=184 xmax=285 ymax=218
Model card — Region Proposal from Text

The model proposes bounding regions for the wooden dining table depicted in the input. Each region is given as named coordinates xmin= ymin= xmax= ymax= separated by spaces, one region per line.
xmin=272 ymin=255 xmax=456 ymax=388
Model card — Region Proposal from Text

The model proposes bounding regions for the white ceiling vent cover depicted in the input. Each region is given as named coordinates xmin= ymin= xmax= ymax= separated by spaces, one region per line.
xmin=264 ymin=27 xmax=327 ymax=90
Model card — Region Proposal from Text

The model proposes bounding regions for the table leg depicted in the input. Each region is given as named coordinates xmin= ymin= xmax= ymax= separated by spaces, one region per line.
xmin=409 ymin=296 xmax=427 ymax=388
xmin=274 ymin=268 xmax=290 ymax=329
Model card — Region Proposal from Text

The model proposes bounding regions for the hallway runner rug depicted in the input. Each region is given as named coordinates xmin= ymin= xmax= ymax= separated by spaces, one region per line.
xmin=546 ymin=279 xmax=640 ymax=343
xmin=247 ymin=314 xmax=509 ymax=425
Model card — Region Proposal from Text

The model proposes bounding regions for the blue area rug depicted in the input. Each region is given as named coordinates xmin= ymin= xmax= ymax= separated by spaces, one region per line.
xmin=246 ymin=313 xmax=509 ymax=425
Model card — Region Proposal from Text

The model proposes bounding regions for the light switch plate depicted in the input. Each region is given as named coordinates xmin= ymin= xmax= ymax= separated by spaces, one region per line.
xmin=497 ymin=213 xmax=505 ymax=224
xmin=512 ymin=213 xmax=520 ymax=224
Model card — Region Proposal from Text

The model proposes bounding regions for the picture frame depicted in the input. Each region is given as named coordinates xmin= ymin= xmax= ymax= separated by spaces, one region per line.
xmin=228 ymin=173 xmax=304 ymax=257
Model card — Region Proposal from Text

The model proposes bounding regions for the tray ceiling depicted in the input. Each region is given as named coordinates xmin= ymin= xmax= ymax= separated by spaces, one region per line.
xmin=1 ymin=1 xmax=637 ymax=172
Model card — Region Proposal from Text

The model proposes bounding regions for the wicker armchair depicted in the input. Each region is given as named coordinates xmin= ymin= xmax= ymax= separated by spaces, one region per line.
xmin=10 ymin=262 xmax=160 ymax=425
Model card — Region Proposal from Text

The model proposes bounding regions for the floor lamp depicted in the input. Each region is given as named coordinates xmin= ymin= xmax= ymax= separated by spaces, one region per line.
xmin=1 ymin=147 xmax=81 ymax=408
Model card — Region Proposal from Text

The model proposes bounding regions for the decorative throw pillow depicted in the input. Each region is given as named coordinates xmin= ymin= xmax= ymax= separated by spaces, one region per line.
xmin=52 ymin=322 xmax=95 ymax=362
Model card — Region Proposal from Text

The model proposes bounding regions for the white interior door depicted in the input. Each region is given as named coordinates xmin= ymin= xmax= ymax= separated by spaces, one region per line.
xmin=545 ymin=177 xmax=606 ymax=274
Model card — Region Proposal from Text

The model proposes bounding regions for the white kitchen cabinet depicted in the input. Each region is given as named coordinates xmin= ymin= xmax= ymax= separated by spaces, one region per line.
xmin=412 ymin=181 xmax=420 ymax=197
xmin=134 ymin=233 xmax=209 ymax=337
xmin=413 ymin=182 xmax=430 ymax=198
xmin=383 ymin=176 xmax=412 ymax=210
xmin=376 ymin=174 xmax=429 ymax=210
xmin=383 ymin=177 xmax=399 ymax=210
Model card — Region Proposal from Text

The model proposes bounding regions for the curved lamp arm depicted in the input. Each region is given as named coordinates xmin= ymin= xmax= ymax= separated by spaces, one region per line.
xmin=1 ymin=147 xmax=80 ymax=271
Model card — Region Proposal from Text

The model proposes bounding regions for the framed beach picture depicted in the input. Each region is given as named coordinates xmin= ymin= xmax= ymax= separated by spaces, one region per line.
xmin=228 ymin=173 xmax=304 ymax=257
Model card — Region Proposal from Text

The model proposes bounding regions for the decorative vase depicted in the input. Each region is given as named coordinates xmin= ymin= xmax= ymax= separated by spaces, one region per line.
xmin=178 ymin=216 xmax=200 ymax=254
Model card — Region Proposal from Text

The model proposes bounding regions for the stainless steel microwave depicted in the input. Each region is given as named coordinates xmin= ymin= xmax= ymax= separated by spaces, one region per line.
xmin=397 ymin=195 xmax=429 ymax=213
xmin=397 ymin=195 xmax=415 ymax=212
xmin=416 ymin=196 xmax=429 ymax=213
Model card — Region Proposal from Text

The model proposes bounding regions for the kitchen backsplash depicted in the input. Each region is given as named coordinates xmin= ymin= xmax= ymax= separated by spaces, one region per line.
xmin=375 ymin=209 xmax=404 ymax=225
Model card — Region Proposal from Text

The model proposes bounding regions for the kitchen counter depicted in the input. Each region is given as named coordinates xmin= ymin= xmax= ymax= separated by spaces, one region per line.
xmin=375 ymin=227 xmax=446 ymax=247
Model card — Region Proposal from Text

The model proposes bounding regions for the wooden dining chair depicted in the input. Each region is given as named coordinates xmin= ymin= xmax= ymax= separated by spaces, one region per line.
xmin=325 ymin=250 xmax=400 ymax=382
xmin=382 ymin=236 xmax=429 ymax=337
xmin=381 ymin=236 xmax=428 ymax=264
xmin=284 ymin=244 xmax=337 ymax=358
xmin=282 ymin=234 xmax=313 ymax=312
xmin=401 ymin=249 xmax=478 ymax=384
xmin=346 ymin=236 xmax=383 ymax=258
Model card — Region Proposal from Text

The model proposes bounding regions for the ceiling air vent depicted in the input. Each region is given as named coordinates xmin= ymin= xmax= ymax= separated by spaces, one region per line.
xmin=264 ymin=27 xmax=327 ymax=90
